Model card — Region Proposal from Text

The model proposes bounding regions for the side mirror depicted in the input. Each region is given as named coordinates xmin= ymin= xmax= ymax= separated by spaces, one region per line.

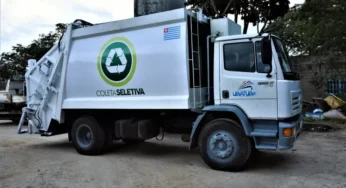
xmin=261 ymin=36 xmax=273 ymax=77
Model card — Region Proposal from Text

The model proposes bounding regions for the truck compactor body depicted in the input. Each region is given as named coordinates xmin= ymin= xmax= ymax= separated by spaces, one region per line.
xmin=18 ymin=8 xmax=303 ymax=171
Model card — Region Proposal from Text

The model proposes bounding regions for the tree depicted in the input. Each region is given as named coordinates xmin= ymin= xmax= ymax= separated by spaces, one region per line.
xmin=265 ymin=10 xmax=307 ymax=55
xmin=267 ymin=0 xmax=346 ymax=56
xmin=0 ymin=23 xmax=67 ymax=81
xmin=185 ymin=0 xmax=290 ymax=34
xmin=267 ymin=0 xmax=346 ymax=90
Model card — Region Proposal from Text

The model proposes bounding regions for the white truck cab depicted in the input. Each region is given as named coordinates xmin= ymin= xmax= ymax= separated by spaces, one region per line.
xmin=17 ymin=8 xmax=302 ymax=171
xmin=214 ymin=34 xmax=301 ymax=119
xmin=189 ymin=34 xmax=302 ymax=152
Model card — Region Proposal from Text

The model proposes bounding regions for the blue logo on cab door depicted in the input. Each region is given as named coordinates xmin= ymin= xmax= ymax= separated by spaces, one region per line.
xmin=233 ymin=81 xmax=256 ymax=97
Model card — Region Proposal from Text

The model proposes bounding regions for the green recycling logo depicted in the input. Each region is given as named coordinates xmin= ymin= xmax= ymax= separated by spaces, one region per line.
xmin=98 ymin=37 xmax=137 ymax=87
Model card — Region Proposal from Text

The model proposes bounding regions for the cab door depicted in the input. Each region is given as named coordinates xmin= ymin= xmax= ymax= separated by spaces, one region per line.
xmin=218 ymin=39 xmax=278 ymax=119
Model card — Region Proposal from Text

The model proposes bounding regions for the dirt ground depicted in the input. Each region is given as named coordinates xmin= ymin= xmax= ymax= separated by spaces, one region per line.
xmin=1 ymin=120 xmax=346 ymax=188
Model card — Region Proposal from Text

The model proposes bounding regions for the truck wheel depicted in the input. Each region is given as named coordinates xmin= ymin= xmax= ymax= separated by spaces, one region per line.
xmin=71 ymin=116 xmax=105 ymax=155
xmin=198 ymin=118 xmax=251 ymax=171
xmin=122 ymin=139 xmax=144 ymax=145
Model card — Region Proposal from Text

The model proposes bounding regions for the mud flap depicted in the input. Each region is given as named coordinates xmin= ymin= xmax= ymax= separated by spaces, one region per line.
xmin=189 ymin=113 xmax=206 ymax=150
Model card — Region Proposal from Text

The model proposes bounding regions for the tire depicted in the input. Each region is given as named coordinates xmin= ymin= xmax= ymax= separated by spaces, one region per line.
xmin=198 ymin=118 xmax=251 ymax=171
xmin=122 ymin=139 xmax=144 ymax=145
xmin=71 ymin=116 xmax=105 ymax=155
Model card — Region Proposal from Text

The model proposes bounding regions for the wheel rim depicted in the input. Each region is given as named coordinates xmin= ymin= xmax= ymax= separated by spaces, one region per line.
xmin=76 ymin=124 xmax=93 ymax=148
xmin=207 ymin=130 xmax=235 ymax=160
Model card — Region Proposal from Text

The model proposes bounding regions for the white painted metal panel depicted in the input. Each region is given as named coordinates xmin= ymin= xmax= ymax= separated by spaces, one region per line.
xmin=211 ymin=18 xmax=241 ymax=37
xmin=64 ymin=21 xmax=190 ymax=109
xmin=218 ymin=39 xmax=278 ymax=119
xmin=277 ymin=80 xmax=302 ymax=118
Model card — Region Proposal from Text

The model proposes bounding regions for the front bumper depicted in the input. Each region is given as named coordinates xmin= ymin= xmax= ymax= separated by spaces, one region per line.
xmin=278 ymin=115 xmax=303 ymax=150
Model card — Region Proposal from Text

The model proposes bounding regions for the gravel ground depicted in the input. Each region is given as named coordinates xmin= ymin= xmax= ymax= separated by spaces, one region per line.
xmin=0 ymin=120 xmax=346 ymax=188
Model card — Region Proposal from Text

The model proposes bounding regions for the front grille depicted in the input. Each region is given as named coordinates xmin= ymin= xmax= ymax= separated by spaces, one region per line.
xmin=291 ymin=91 xmax=302 ymax=114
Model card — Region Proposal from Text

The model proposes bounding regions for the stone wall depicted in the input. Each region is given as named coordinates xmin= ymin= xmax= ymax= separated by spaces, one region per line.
xmin=291 ymin=55 xmax=346 ymax=101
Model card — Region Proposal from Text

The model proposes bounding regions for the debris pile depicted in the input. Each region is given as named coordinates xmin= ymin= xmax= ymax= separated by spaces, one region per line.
xmin=304 ymin=94 xmax=346 ymax=120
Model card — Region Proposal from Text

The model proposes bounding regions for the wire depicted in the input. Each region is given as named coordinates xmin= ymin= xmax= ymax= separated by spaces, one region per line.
xmin=72 ymin=19 xmax=93 ymax=27
xmin=58 ymin=19 xmax=94 ymax=52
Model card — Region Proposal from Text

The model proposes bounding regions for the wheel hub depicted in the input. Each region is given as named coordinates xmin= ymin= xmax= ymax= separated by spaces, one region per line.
xmin=77 ymin=124 xmax=93 ymax=148
xmin=85 ymin=132 xmax=92 ymax=142
xmin=209 ymin=131 xmax=234 ymax=159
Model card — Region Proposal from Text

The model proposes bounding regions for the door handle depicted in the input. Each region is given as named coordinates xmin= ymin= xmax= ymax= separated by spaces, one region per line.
xmin=222 ymin=90 xmax=229 ymax=99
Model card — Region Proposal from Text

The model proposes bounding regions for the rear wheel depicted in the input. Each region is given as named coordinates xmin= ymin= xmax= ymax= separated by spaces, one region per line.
xmin=198 ymin=118 xmax=251 ymax=171
xmin=71 ymin=116 xmax=105 ymax=155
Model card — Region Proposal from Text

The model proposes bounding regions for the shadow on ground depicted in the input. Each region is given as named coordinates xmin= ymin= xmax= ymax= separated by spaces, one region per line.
xmin=303 ymin=123 xmax=335 ymax=132
xmin=246 ymin=151 xmax=290 ymax=171
xmin=29 ymin=139 xmax=197 ymax=157
xmin=26 ymin=137 xmax=295 ymax=172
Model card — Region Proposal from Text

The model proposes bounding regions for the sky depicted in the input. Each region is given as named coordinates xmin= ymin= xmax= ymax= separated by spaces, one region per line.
xmin=0 ymin=0 xmax=305 ymax=53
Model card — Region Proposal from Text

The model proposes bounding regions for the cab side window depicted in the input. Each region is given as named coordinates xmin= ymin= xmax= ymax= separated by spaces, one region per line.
xmin=224 ymin=42 xmax=255 ymax=72
xmin=255 ymin=42 xmax=270 ymax=73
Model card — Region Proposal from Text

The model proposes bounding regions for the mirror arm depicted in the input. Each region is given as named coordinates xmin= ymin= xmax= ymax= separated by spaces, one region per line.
xmin=266 ymin=72 xmax=272 ymax=78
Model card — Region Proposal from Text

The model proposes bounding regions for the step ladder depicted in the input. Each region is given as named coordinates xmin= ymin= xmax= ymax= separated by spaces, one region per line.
xmin=17 ymin=107 xmax=38 ymax=134
xmin=189 ymin=16 xmax=202 ymax=108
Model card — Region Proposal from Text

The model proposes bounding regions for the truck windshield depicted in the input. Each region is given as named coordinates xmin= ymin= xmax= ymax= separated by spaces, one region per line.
xmin=272 ymin=37 xmax=300 ymax=80
xmin=273 ymin=38 xmax=291 ymax=72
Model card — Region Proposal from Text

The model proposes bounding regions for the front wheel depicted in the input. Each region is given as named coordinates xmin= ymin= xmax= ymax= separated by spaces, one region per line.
xmin=198 ymin=118 xmax=251 ymax=171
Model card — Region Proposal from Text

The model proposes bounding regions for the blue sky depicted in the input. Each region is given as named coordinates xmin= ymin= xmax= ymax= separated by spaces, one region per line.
xmin=0 ymin=0 xmax=305 ymax=53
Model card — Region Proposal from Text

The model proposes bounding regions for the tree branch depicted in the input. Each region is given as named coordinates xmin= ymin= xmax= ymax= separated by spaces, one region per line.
xmin=209 ymin=0 xmax=219 ymax=17
xmin=260 ymin=20 xmax=268 ymax=33
xmin=222 ymin=0 xmax=234 ymax=17
xmin=203 ymin=2 xmax=210 ymax=15
xmin=234 ymin=1 xmax=238 ymax=23
xmin=243 ymin=21 xmax=249 ymax=34
xmin=257 ymin=23 xmax=260 ymax=34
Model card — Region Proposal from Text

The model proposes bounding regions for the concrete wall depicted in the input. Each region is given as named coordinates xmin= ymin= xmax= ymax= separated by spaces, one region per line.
xmin=291 ymin=55 xmax=346 ymax=101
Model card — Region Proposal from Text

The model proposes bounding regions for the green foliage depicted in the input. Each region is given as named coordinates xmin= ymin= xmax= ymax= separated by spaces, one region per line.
xmin=185 ymin=0 xmax=290 ymax=34
xmin=267 ymin=0 xmax=346 ymax=56
xmin=268 ymin=0 xmax=346 ymax=90
xmin=265 ymin=10 xmax=306 ymax=55
xmin=0 ymin=23 xmax=67 ymax=81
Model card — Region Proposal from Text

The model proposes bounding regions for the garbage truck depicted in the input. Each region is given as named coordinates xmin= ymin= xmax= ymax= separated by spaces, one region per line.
xmin=0 ymin=79 xmax=26 ymax=123
xmin=17 ymin=8 xmax=303 ymax=171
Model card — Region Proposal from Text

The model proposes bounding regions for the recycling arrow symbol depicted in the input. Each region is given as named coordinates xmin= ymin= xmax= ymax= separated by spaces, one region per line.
xmin=105 ymin=48 xmax=128 ymax=74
